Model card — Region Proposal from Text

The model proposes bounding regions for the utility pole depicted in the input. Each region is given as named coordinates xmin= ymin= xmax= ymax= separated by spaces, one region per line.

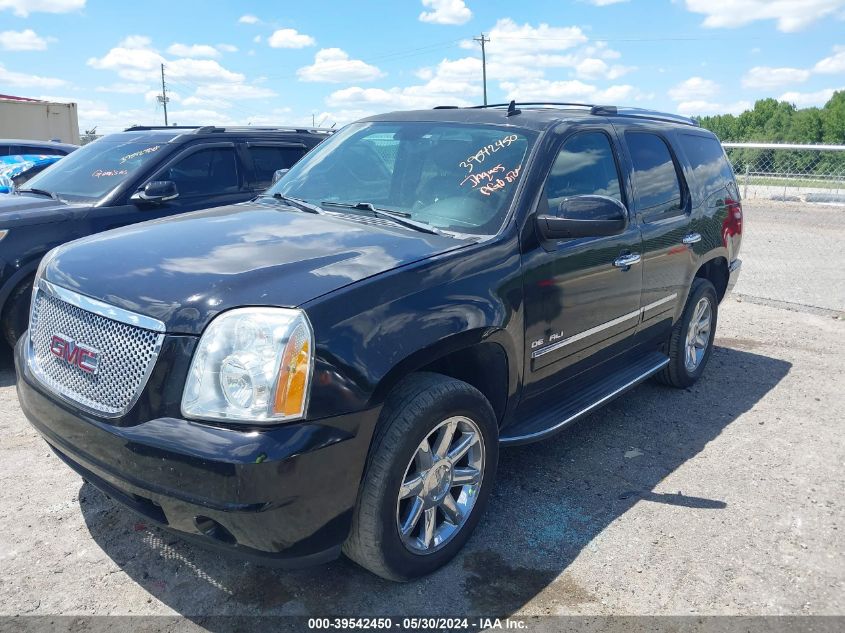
xmin=158 ymin=63 xmax=169 ymax=126
xmin=474 ymin=33 xmax=490 ymax=106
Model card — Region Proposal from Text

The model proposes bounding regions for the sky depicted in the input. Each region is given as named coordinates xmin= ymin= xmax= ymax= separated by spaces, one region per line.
xmin=0 ymin=0 xmax=843 ymax=133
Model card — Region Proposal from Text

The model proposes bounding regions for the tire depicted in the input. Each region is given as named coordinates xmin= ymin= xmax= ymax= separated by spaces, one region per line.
xmin=343 ymin=372 xmax=499 ymax=581
xmin=656 ymin=278 xmax=718 ymax=388
xmin=1 ymin=275 xmax=35 ymax=348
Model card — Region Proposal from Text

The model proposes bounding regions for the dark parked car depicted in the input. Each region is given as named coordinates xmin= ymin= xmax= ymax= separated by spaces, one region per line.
xmin=0 ymin=138 xmax=78 ymax=156
xmin=0 ymin=125 xmax=330 ymax=345
xmin=15 ymin=103 xmax=742 ymax=581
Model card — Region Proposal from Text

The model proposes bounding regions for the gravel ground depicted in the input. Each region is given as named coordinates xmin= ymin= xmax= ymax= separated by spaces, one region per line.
xmin=0 ymin=200 xmax=842 ymax=620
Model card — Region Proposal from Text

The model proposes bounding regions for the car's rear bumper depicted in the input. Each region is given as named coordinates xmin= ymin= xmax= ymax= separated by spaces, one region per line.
xmin=726 ymin=258 xmax=742 ymax=294
xmin=15 ymin=337 xmax=380 ymax=567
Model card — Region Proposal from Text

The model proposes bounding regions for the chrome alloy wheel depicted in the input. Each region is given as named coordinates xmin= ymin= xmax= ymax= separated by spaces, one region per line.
xmin=685 ymin=296 xmax=712 ymax=371
xmin=396 ymin=416 xmax=485 ymax=555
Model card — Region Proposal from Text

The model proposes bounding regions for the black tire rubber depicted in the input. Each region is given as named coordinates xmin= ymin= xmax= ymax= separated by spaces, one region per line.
xmin=656 ymin=278 xmax=718 ymax=388
xmin=1 ymin=275 xmax=34 ymax=348
xmin=343 ymin=372 xmax=499 ymax=581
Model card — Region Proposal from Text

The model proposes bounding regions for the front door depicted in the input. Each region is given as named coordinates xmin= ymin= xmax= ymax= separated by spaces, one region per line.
xmin=522 ymin=127 xmax=643 ymax=397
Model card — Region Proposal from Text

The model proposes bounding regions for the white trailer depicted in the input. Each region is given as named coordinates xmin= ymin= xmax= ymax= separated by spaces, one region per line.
xmin=0 ymin=98 xmax=80 ymax=145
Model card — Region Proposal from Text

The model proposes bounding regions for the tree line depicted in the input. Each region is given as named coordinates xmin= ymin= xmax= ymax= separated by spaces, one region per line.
xmin=697 ymin=91 xmax=845 ymax=180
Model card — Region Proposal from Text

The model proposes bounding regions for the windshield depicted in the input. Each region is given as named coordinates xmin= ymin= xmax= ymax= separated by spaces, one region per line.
xmin=23 ymin=138 xmax=169 ymax=203
xmin=268 ymin=121 xmax=536 ymax=235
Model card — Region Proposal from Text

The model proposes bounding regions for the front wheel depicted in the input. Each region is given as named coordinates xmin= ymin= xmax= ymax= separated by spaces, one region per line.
xmin=656 ymin=278 xmax=718 ymax=388
xmin=1 ymin=275 xmax=34 ymax=348
xmin=343 ymin=373 xmax=498 ymax=581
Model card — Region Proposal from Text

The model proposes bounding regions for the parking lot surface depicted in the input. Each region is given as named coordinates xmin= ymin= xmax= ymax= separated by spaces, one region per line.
xmin=0 ymin=200 xmax=842 ymax=618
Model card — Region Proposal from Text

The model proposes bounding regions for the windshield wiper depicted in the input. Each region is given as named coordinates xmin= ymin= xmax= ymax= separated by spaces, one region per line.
xmin=321 ymin=201 xmax=443 ymax=236
xmin=17 ymin=188 xmax=57 ymax=200
xmin=269 ymin=193 xmax=324 ymax=214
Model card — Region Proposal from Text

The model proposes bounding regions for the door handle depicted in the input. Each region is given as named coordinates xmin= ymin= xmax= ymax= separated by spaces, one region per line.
xmin=613 ymin=253 xmax=641 ymax=268
xmin=682 ymin=232 xmax=702 ymax=245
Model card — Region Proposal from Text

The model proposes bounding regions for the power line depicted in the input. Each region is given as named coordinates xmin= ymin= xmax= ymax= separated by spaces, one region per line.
xmin=473 ymin=33 xmax=490 ymax=106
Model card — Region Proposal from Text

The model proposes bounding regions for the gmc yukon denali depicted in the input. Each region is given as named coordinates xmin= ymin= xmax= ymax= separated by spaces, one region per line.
xmin=15 ymin=103 xmax=742 ymax=581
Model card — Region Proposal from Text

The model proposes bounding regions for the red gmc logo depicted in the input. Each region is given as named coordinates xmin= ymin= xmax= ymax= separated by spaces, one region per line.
xmin=49 ymin=333 xmax=100 ymax=375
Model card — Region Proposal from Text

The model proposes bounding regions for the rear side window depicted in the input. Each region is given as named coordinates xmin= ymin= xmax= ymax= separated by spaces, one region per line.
xmin=164 ymin=147 xmax=240 ymax=197
xmin=544 ymin=132 xmax=623 ymax=211
xmin=678 ymin=134 xmax=735 ymax=202
xmin=626 ymin=132 xmax=683 ymax=215
xmin=247 ymin=145 xmax=306 ymax=188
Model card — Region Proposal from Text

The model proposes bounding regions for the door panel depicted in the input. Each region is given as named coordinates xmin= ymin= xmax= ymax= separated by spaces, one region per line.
xmin=522 ymin=127 xmax=643 ymax=397
xmin=623 ymin=130 xmax=693 ymax=331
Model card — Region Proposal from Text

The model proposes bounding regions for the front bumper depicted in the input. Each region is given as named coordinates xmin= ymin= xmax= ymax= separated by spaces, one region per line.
xmin=726 ymin=258 xmax=742 ymax=294
xmin=15 ymin=337 xmax=380 ymax=567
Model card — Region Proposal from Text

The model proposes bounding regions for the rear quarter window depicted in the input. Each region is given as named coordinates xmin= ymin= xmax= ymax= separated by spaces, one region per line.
xmin=678 ymin=134 xmax=736 ymax=204
xmin=625 ymin=132 xmax=683 ymax=217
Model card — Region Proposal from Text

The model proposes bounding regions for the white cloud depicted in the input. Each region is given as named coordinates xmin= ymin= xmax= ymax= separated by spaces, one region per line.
xmin=297 ymin=48 xmax=383 ymax=83
xmin=574 ymin=57 xmax=634 ymax=81
xmin=501 ymin=78 xmax=640 ymax=103
xmin=742 ymin=66 xmax=811 ymax=89
xmin=0 ymin=63 xmax=66 ymax=87
xmin=0 ymin=0 xmax=84 ymax=17
xmin=676 ymin=100 xmax=752 ymax=116
xmin=684 ymin=0 xmax=845 ymax=32
xmin=267 ymin=28 xmax=315 ymax=49
xmin=193 ymin=83 xmax=276 ymax=100
xmin=587 ymin=0 xmax=628 ymax=5
xmin=238 ymin=14 xmax=259 ymax=24
xmin=668 ymin=76 xmax=720 ymax=101
xmin=778 ymin=87 xmax=843 ymax=107
xmin=814 ymin=45 xmax=845 ymax=74
xmin=95 ymin=82 xmax=150 ymax=94
xmin=0 ymin=29 xmax=49 ymax=51
xmin=167 ymin=58 xmax=244 ymax=83
xmin=166 ymin=43 xmax=220 ymax=59
xmin=217 ymin=44 xmax=238 ymax=53
xmin=419 ymin=0 xmax=472 ymax=25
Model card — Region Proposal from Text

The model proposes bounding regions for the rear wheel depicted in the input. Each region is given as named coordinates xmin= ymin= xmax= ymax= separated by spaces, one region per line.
xmin=1 ymin=275 xmax=34 ymax=348
xmin=343 ymin=373 xmax=498 ymax=581
xmin=656 ymin=278 xmax=718 ymax=388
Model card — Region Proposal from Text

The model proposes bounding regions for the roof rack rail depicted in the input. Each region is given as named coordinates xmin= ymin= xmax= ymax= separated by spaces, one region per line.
xmin=592 ymin=106 xmax=699 ymax=127
xmin=470 ymin=102 xmax=597 ymax=110
xmin=123 ymin=125 xmax=202 ymax=131
xmin=123 ymin=125 xmax=336 ymax=134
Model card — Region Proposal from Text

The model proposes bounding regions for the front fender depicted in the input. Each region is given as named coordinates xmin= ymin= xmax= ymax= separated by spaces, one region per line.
xmin=302 ymin=236 xmax=524 ymax=421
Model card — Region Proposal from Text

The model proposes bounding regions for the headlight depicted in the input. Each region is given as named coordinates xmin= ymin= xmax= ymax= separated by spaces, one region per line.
xmin=181 ymin=307 xmax=314 ymax=423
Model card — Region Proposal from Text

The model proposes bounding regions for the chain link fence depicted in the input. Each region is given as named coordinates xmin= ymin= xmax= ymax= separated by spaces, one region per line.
xmin=723 ymin=142 xmax=845 ymax=203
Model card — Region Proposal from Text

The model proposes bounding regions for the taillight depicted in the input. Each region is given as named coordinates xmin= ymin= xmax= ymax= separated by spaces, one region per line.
xmin=722 ymin=197 xmax=743 ymax=246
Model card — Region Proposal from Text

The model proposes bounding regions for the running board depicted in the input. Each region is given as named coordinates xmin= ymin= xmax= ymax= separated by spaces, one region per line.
xmin=500 ymin=352 xmax=669 ymax=446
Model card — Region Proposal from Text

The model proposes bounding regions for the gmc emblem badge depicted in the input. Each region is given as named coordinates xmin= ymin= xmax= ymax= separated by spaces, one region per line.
xmin=49 ymin=333 xmax=100 ymax=375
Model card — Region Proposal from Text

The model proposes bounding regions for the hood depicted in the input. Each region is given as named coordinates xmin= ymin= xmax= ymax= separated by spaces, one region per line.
xmin=43 ymin=201 xmax=470 ymax=335
xmin=0 ymin=193 xmax=76 ymax=227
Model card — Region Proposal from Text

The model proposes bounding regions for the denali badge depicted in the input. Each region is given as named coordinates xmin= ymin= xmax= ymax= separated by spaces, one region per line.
xmin=49 ymin=333 xmax=100 ymax=375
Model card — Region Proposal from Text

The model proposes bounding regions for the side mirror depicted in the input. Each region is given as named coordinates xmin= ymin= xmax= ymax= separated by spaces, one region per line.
xmin=271 ymin=169 xmax=289 ymax=185
xmin=536 ymin=195 xmax=628 ymax=240
xmin=131 ymin=180 xmax=179 ymax=205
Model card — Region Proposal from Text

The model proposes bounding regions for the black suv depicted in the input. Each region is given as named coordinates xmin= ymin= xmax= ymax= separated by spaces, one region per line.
xmin=0 ymin=125 xmax=329 ymax=346
xmin=15 ymin=103 xmax=742 ymax=581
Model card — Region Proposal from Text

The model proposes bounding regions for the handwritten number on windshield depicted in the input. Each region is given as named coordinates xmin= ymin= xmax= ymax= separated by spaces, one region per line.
xmin=459 ymin=135 xmax=518 ymax=173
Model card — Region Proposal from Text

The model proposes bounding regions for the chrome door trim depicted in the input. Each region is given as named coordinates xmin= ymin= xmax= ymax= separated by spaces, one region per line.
xmin=37 ymin=278 xmax=166 ymax=332
xmin=531 ymin=292 xmax=679 ymax=359
xmin=502 ymin=356 xmax=670 ymax=444
xmin=640 ymin=292 xmax=678 ymax=316
xmin=531 ymin=308 xmax=641 ymax=359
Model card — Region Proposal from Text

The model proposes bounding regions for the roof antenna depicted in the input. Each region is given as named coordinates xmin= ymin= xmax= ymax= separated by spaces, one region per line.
xmin=506 ymin=100 xmax=521 ymax=117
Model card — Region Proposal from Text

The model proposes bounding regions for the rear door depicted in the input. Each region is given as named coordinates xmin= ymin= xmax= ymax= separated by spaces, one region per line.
xmin=620 ymin=128 xmax=694 ymax=333
xmin=522 ymin=125 xmax=642 ymax=393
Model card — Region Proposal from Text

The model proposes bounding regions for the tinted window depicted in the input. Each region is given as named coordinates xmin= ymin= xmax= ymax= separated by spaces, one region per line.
xmin=544 ymin=132 xmax=622 ymax=211
xmin=271 ymin=122 xmax=535 ymax=236
xmin=626 ymin=132 xmax=682 ymax=213
xmin=679 ymin=134 xmax=734 ymax=200
xmin=247 ymin=145 xmax=306 ymax=187
xmin=163 ymin=147 xmax=239 ymax=197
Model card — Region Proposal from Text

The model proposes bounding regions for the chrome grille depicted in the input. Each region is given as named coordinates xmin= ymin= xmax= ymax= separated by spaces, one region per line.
xmin=28 ymin=282 xmax=164 ymax=417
